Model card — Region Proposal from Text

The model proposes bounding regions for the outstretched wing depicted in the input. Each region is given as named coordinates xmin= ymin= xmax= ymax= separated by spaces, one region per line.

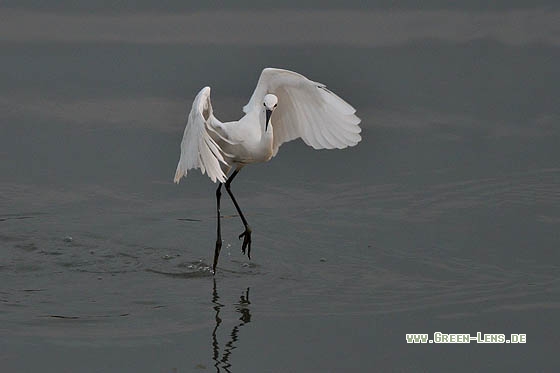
xmin=243 ymin=68 xmax=361 ymax=156
xmin=174 ymin=86 xmax=229 ymax=184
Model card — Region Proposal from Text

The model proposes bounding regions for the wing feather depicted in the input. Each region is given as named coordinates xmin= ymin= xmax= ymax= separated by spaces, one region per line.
xmin=174 ymin=86 xmax=229 ymax=184
xmin=244 ymin=68 xmax=362 ymax=156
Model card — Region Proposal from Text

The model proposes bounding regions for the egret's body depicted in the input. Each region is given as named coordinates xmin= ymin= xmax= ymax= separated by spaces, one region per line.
xmin=174 ymin=68 xmax=361 ymax=272
xmin=218 ymin=109 xmax=275 ymax=165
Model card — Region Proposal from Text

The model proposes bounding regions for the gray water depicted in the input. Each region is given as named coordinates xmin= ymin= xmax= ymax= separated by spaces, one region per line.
xmin=1 ymin=3 xmax=560 ymax=372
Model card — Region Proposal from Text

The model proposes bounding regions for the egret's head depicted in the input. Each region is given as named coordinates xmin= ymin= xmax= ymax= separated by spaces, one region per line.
xmin=263 ymin=94 xmax=278 ymax=110
xmin=263 ymin=94 xmax=278 ymax=131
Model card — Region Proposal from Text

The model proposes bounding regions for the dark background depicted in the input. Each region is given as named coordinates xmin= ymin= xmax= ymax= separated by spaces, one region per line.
xmin=1 ymin=2 xmax=559 ymax=372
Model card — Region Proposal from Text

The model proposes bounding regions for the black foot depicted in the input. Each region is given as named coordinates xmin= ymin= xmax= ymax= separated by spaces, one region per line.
xmin=238 ymin=227 xmax=252 ymax=259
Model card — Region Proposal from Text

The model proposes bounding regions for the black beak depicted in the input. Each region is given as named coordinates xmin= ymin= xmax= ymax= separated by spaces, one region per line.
xmin=265 ymin=109 xmax=272 ymax=131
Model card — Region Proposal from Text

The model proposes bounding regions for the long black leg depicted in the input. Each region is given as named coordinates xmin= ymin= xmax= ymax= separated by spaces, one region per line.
xmin=213 ymin=183 xmax=223 ymax=273
xmin=224 ymin=169 xmax=252 ymax=259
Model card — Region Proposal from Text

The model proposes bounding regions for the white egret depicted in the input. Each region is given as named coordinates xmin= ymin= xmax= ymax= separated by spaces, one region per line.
xmin=174 ymin=68 xmax=361 ymax=272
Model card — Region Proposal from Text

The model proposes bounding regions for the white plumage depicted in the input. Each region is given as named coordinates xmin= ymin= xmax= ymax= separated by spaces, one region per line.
xmin=174 ymin=86 xmax=230 ymax=183
xmin=173 ymin=68 xmax=362 ymax=272
xmin=174 ymin=68 xmax=361 ymax=184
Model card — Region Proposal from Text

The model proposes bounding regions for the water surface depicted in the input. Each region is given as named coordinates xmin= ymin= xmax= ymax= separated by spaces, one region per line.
xmin=1 ymin=4 xmax=560 ymax=372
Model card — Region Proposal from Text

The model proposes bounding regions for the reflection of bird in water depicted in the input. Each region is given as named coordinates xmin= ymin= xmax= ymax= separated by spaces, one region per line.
xmin=174 ymin=68 xmax=362 ymax=272
xmin=211 ymin=279 xmax=252 ymax=372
